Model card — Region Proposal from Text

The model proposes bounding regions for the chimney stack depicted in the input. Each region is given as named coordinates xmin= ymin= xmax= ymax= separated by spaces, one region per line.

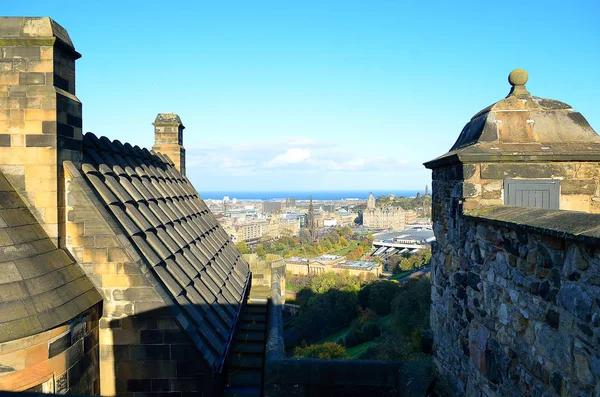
xmin=152 ymin=113 xmax=186 ymax=175
xmin=0 ymin=17 xmax=83 ymax=246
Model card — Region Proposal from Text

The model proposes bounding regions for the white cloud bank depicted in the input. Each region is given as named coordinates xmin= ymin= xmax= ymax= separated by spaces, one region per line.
xmin=265 ymin=148 xmax=311 ymax=167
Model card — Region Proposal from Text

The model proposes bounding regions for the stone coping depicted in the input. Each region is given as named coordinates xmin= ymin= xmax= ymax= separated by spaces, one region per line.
xmin=464 ymin=206 xmax=600 ymax=245
xmin=0 ymin=17 xmax=81 ymax=59
xmin=424 ymin=146 xmax=600 ymax=169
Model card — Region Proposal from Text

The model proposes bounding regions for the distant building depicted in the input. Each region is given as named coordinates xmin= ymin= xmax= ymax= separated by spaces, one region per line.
xmin=230 ymin=219 xmax=269 ymax=242
xmin=262 ymin=201 xmax=283 ymax=213
xmin=333 ymin=260 xmax=382 ymax=278
xmin=267 ymin=218 xmax=301 ymax=239
xmin=321 ymin=204 xmax=335 ymax=212
xmin=284 ymin=255 xmax=379 ymax=277
xmin=362 ymin=193 xmax=406 ymax=231
xmin=226 ymin=216 xmax=300 ymax=243
xmin=285 ymin=197 xmax=296 ymax=208
xmin=404 ymin=210 xmax=418 ymax=225
xmin=372 ymin=228 xmax=436 ymax=260
xmin=324 ymin=219 xmax=337 ymax=227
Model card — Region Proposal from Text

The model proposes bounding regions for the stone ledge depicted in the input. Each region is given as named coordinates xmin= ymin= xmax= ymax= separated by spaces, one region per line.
xmin=0 ymin=17 xmax=80 ymax=59
xmin=464 ymin=205 xmax=600 ymax=245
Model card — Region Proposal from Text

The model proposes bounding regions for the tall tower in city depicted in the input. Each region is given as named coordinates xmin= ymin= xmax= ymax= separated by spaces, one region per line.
xmin=308 ymin=195 xmax=316 ymax=240
xmin=367 ymin=192 xmax=376 ymax=209
xmin=425 ymin=185 xmax=429 ymax=196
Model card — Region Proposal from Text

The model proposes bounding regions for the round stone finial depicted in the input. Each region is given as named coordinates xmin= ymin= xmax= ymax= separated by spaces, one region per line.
xmin=508 ymin=69 xmax=528 ymax=86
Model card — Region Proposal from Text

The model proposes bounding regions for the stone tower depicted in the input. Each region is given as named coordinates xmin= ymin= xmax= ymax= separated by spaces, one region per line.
xmin=152 ymin=112 xmax=186 ymax=175
xmin=0 ymin=17 xmax=84 ymax=246
xmin=367 ymin=192 xmax=376 ymax=209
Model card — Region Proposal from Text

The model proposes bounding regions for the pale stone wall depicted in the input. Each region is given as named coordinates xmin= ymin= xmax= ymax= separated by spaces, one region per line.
xmin=363 ymin=206 xmax=406 ymax=231
xmin=0 ymin=17 xmax=83 ymax=246
xmin=152 ymin=114 xmax=185 ymax=176
xmin=430 ymin=163 xmax=600 ymax=396
xmin=458 ymin=162 xmax=600 ymax=214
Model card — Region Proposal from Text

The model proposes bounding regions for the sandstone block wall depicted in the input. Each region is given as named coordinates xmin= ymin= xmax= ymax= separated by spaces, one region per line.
xmin=458 ymin=162 xmax=600 ymax=214
xmin=152 ymin=117 xmax=185 ymax=176
xmin=0 ymin=17 xmax=83 ymax=246
xmin=0 ymin=305 xmax=100 ymax=395
xmin=430 ymin=164 xmax=600 ymax=396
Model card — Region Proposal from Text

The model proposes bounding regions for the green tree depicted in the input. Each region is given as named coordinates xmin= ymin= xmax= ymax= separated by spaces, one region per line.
xmin=391 ymin=275 xmax=431 ymax=337
xmin=254 ymin=244 xmax=266 ymax=256
xmin=367 ymin=280 xmax=400 ymax=315
xmin=293 ymin=342 xmax=348 ymax=359
xmin=235 ymin=241 xmax=251 ymax=254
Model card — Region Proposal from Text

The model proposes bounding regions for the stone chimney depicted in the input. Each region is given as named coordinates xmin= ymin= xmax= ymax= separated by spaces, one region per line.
xmin=152 ymin=113 xmax=186 ymax=175
xmin=0 ymin=17 xmax=83 ymax=246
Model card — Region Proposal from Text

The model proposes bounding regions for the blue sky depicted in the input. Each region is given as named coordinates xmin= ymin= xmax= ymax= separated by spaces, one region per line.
xmin=6 ymin=1 xmax=600 ymax=191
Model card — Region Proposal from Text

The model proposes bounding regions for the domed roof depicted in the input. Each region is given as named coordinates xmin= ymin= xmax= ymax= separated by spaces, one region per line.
xmin=425 ymin=69 xmax=600 ymax=169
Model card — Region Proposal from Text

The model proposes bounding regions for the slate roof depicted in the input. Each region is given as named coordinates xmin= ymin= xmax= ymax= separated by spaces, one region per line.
xmin=0 ymin=172 xmax=102 ymax=343
xmin=81 ymin=132 xmax=251 ymax=371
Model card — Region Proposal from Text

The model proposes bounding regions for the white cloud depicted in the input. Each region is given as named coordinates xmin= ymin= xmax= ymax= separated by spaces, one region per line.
xmin=265 ymin=148 xmax=311 ymax=168
xmin=185 ymin=137 xmax=413 ymax=181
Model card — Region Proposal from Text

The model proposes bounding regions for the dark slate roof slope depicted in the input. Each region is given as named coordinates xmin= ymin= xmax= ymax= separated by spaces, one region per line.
xmin=0 ymin=172 xmax=102 ymax=343
xmin=81 ymin=132 xmax=250 ymax=371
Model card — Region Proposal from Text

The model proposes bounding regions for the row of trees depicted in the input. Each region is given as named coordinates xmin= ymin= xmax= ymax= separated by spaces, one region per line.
xmin=387 ymin=246 xmax=432 ymax=274
xmin=286 ymin=271 xmax=433 ymax=362
xmin=236 ymin=226 xmax=374 ymax=260
xmin=361 ymin=276 xmax=432 ymax=361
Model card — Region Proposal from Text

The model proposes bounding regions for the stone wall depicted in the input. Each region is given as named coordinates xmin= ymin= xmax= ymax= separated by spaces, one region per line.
xmin=0 ymin=17 xmax=83 ymax=247
xmin=458 ymin=162 xmax=600 ymax=213
xmin=64 ymin=162 xmax=221 ymax=396
xmin=0 ymin=305 xmax=101 ymax=394
xmin=430 ymin=163 xmax=600 ymax=396
xmin=244 ymin=254 xmax=286 ymax=299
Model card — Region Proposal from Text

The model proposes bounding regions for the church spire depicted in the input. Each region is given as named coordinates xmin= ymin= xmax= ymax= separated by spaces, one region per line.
xmin=308 ymin=195 xmax=316 ymax=241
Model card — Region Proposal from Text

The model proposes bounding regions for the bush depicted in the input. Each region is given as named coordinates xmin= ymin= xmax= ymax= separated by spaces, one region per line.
xmin=367 ymin=280 xmax=401 ymax=315
xmin=359 ymin=322 xmax=381 ymax=342
xmin=293 ymin=342 xmax=348 ymax=359
xmin=291 ymin=289 xmax=359 ymax=343
xmin=358 ymin=334 xmax=412 ymax=361
xmin=391 ymin=275 xmax=431 ymax=336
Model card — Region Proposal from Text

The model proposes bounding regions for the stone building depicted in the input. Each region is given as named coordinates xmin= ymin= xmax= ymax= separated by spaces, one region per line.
xmin=0 ymin=17 xmax=251 ymax=396
xmin=362 ymin=193 xmax=407 ymax=231
xmin=266 ymin=218 xmax=300 ymax=239
xmin=230 ymin=219 xmax=269 ymax=243
xmin=425 ymin=70 xmax=600 ymax=396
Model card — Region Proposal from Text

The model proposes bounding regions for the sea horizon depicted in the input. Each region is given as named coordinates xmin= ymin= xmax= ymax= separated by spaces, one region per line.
xmin=198 ymin=189 xmax=425 ymax=201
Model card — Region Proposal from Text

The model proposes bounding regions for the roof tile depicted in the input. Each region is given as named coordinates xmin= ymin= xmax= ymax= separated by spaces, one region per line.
xmin=81 ymin=133 xmax=250 ymax=372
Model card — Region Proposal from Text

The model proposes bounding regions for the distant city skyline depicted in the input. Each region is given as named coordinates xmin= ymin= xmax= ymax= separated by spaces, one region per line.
xmin=200 ymin=189 xmax=424 ymax=201
xmin=5 ymin=1 xmax=600 ymax=190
